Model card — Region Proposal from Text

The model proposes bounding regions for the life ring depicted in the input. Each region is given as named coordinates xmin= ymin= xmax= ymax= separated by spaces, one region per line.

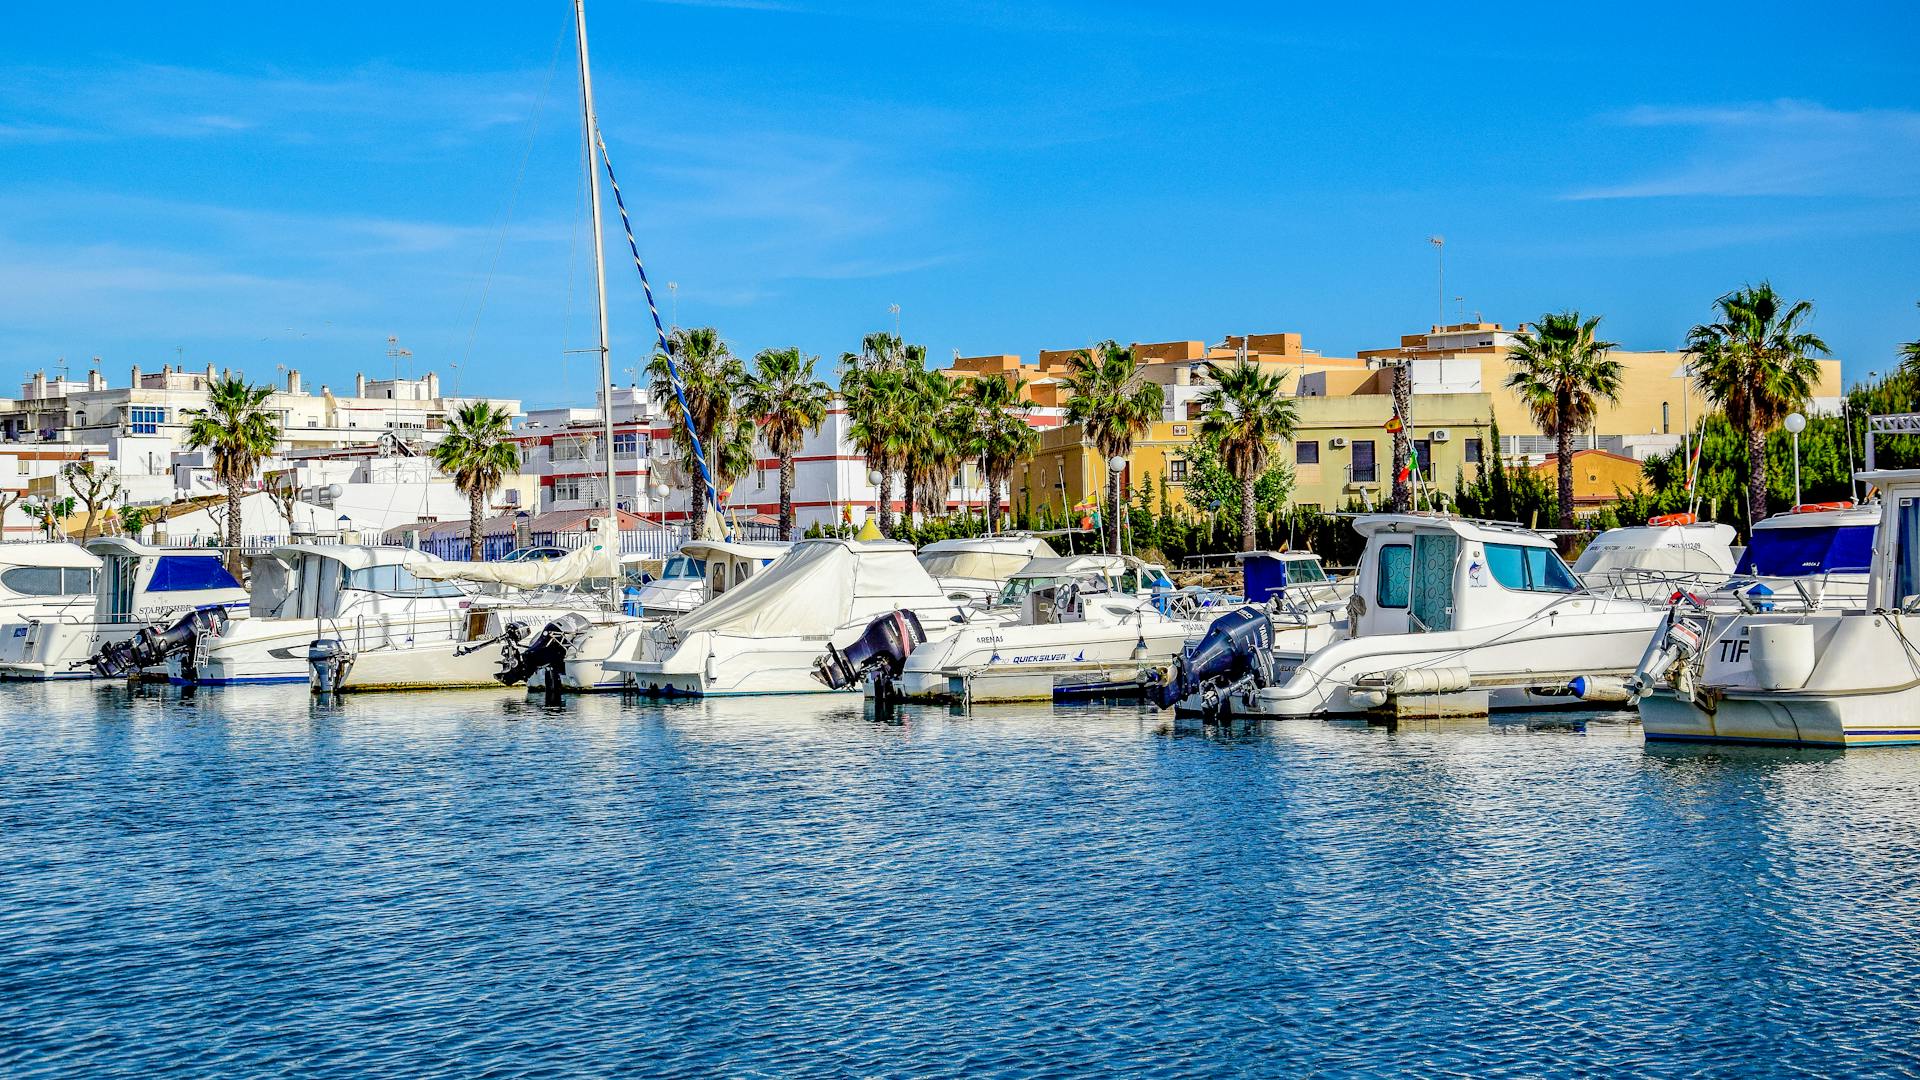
xmin=1648 ymin=512 xmax=1696 ymax=527
xmin=1791 ymin=501 xmax=1854 ymax=514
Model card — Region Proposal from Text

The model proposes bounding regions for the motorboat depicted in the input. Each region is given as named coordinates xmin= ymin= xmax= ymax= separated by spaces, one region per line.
xmin=604 ymin=536 xmax=967 ymax=696
xmin=916 ymin=535 xmax=1058 ymax=604
xmin=1574 ymin=515 xmax=1737 ymax=601
xmin=1722 ymin=501 xmax=1877 ymax=608
xmin=1157 ymin=513 xmax=1670 ymax=720
xmin=168 ymin=544 xmax=497 ymax=688
xmin=884 ymin=554 xmax=1220 ymax=703
xmin=1628 ymin=475 xmax=1920 ymax=747
xmin=0 ymin=542 xmax=100 ymax=646
xmin=0 ymin=539 xmax=245 ymax=680
xmin=626 ymin=537 xmax=787 ymax=616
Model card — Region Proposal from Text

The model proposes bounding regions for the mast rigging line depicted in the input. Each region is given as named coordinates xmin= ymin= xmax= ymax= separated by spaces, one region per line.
xmin=594 ymin=135 xmax=728 ymax=540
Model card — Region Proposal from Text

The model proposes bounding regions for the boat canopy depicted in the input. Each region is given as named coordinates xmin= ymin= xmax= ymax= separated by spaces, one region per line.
xmin=405 ymin=516 xmax=622 ymax=589
xmin=674 ymin=537 xmax=945 ymax=638
xmin=1574 ymin=523 xmax=1737 ymax=576
xmin=1735 ymin=510 xmax=1877 ymax=576
xmin=917 ymin=537 xmax=1058 ymax=583
xmin=1238 ymin=550 xmax=1329 ymax=602
xmin=0 ymin=542 xmax=98 ymax=570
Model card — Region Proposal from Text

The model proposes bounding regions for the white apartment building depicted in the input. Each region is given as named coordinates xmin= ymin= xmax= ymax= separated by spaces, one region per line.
xmin=515 ymin=386 xmax=1005 ymax=533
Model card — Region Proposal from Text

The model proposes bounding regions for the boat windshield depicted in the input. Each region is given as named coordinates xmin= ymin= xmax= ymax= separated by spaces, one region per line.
xmin=1285 ymin=559 xmax=1327 ymax=583
xmin=1483 ymin=543 xmax=1580 ymax=593
xmin=661 ymin=555 xmax=705 ymax=581
xmin=1735 ymin=524 xmax=1874 ymax=576
xmin=996 ymin=570 xmax=1138 ymax=606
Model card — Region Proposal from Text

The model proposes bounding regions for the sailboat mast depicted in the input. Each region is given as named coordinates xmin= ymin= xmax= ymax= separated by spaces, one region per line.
xmin=574 ymin=0 xmax=621 ymax=604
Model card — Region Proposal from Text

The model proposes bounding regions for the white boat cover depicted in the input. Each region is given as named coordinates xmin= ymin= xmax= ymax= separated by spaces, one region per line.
xmin=405 ymin=516 xmax=622 ymax=589
xmin=674 ymin=537 xmax=944 ymax=638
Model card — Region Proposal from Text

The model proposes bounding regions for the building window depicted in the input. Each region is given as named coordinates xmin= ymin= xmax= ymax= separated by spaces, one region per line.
xmin=1661 ymin=401 xmax=1671 ymax=434
xmin=1464 ymin=438 xmax=1482 ymax=464
xmin=553 ymin=478 xmax=583 ymax=502
xmin=1296 ymin=441 xmax=1319 ymax=465
xmin=1351 ymin=440 xmax=1377 ymax=483
xmin=128 ymin=406 xmax=166 ymax=435
xmin=613 ymin=432 xmax=638 ymax=456
xmin=1168 ymin=458 xmax=1189 ymax=483
xmin=1411 ymin=439 xmax=1432 ymax=475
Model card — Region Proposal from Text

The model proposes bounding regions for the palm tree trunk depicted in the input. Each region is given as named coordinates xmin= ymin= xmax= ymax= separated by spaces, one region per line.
xmin=689 ymin=474 xmax=707 ymax=537
xmin=1557 ymin=390 xmax=1576 ymax=532
xmin=224 ymin=477 xmax=244 ymax=577
xmin=901 ymin=473 xmax=917 ymax=535
xmin=877 ymin=470 xmax=893 ymax=537
xmin=470 ymin=487 xmax=485 ymax=561
xmin=1241 ymin=474 xmax=1257 ymax=552
xmin=778 ymin=452 xmax=795 ymax=542
xmin=985 ymin=471 xmax=1002 ymax=537
xmin=1748 ymin=422 xmax=1770 ymax=525
xmin=1390 ymin=361 xmax=1412 ymax=513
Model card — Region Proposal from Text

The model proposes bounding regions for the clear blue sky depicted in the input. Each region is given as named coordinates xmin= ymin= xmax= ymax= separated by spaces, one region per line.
xmin=3 ymin=1 xmax=1917 ymax=407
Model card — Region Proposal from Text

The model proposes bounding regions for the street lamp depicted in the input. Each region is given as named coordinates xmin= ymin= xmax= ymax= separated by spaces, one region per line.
xmin=1784 ymin=412 xmax=1807 ymax=507
xmin=868 ymin=469 xmax=883 ymax=529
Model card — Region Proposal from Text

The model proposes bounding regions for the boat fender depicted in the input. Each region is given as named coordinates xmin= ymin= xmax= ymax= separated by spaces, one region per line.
xmin=1348 ymin=688 xmax=1389 ymax=709
xmin=1568 ymin=675 xmax=1635 ymax=703
xmin=1387 ymin=666 xmax=1471 ymax=695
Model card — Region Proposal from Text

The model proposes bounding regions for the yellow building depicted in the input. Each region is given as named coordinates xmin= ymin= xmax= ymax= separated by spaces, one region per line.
xmin=1011 ymin=391 xmax=1497 ymax=518
xmin=1529 ymin=449 xmax=1648 ymax=516
xmin=1358 ymin=322 xmax=1845 ymax=444
xmin=950 ymin=331 xmax=1371 ymax=409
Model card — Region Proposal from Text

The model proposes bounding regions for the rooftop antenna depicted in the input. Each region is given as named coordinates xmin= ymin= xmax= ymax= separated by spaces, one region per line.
xmin=667 ymin=281 xmax=678 ymax=329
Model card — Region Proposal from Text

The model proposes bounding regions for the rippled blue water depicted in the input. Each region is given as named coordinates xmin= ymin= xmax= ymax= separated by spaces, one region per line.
xmin=3 ymin=683 xmax=1919 ymax=1078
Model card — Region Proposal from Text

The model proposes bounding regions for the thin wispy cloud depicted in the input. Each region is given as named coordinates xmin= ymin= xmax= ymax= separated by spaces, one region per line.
xmin=1568 ymin=100 xmax=1920 ymax=200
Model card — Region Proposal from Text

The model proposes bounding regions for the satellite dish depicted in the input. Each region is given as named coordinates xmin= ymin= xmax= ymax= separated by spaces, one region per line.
xmin=324 ymin=484 xmax=344 ymax=501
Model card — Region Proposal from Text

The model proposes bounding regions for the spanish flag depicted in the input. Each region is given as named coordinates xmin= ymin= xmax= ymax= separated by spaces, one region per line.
xmin=1384 ymin=412 xmax=1404 ymax=434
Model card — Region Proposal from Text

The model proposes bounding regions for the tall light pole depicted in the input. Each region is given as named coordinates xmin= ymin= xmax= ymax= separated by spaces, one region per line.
xmin=1426 ymin=235 xmax=1445 ymax=324
xmin=1785 ymin=412 xmax=1807 ymax=507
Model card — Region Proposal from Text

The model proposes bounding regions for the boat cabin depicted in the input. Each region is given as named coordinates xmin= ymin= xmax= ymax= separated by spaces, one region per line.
xmin=1863 ymin=475 xmax=1920 ymax=610
xmin=630 ymin=538 xmax=787 ymax=614
xmin=993 ymin=555 xmax=1167 ymax=611
xmin=251 ymin=544 xmax=467 ymax=621
xmin=1348 ymin=515 xmax=1584 ymax=637
xmin=86 ymin=538 xmax=247 ymax=623
xmin=0 ymin=543 xmax=99 ymax=619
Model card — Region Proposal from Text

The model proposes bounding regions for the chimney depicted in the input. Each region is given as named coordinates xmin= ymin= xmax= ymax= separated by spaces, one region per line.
xmin=130 ymin=364 xmax=142 ymax=388
xmin=30 ymin=372 xmax=46 ymax=399
xmin=425 ymin=372 xmax=440 ymax=398
xmin=88 ymin=369 xmax=106 ymax=391
xmin=354 ymin=373 xmax=366 ymax=397
xmin=287 ymin=369 xmax=302 ymax=395
xmin=205 ymin=363 xmax=216 ymax=384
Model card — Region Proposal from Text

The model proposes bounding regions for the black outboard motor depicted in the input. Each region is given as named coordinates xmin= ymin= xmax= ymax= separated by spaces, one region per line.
xmin=1151 ymin=605 xmax=1271 ymax=713
xmin=89 ymin=606 xmax=231 ymax=679
xmin=813 ymin=610 xmax=926 ymax=698
xmin=496 ymin=613 xmax=591 ymax=703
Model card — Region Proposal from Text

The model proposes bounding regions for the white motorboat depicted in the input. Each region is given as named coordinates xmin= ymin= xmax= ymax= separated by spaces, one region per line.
xmin=0 ymin=540 xmax=245 ymax=680
xmin=1158 ymin=513 xmax=1670 ymax=720
xmin=169 ymin=544 xmax=497 ymax=688
xmin=1574 ymin=515 xmax=1737 ymax=600
xmin=915 ymin=535 xmax=1058 ymax=604
xmin=0 ymin=542 xmax=100 ymax=654
xmin=884 ymin=554 xmax=1219 ymax=702
xmin=1628 ymin=474 xmax=1920 ymax=748
xmin=604 ymin=537 xmax=967 ymax=696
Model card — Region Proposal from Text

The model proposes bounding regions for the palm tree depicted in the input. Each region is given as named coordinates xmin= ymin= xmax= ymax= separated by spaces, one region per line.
xmin=1505 ymin=311 xmax=1624 ymax=530
xmin=742 ymin=346 xmax=831 ymax=541
xmin=1196 ymin=360 xmax=1299 ymax=551
xmin=904 ymin=367 xmax=966 ymax=521
xmin=1688 ymin=283 xmax=1829 ymax=524
xmin=648 ymin=326 xmax=747 ymax=532
xmin=431 ymin=402 xmax=520 ymax=560
xmin=963 ymin=375 xmax=1039 ymax=533
xmin=183 ymin=375 xmax=280 ymax=574
xmin=842 ymin=331 xmax=912 ymax=536
xmin=1063 ymin=340 xmax=1165 ymax=553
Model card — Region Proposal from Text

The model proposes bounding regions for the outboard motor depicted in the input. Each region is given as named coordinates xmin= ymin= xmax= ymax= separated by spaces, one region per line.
xmin=88 ymin=606 xmax=230 ymax=679
xmin=496 ymin=612 xmax=592 ymax=703
xmin=1152 ymin=605 xmax=1272 ymax=713
xmin=812 ymin=610 xmax=926 ymax=698
xmin=307 ymin=639 xmax=352 ymax=694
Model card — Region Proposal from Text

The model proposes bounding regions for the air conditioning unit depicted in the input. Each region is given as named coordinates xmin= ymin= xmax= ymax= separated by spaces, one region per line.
xmin=1430 ymin=429 xmax=1451 ymax=442
xmin=1329 ymin=436 xmax=1350 ymax=449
